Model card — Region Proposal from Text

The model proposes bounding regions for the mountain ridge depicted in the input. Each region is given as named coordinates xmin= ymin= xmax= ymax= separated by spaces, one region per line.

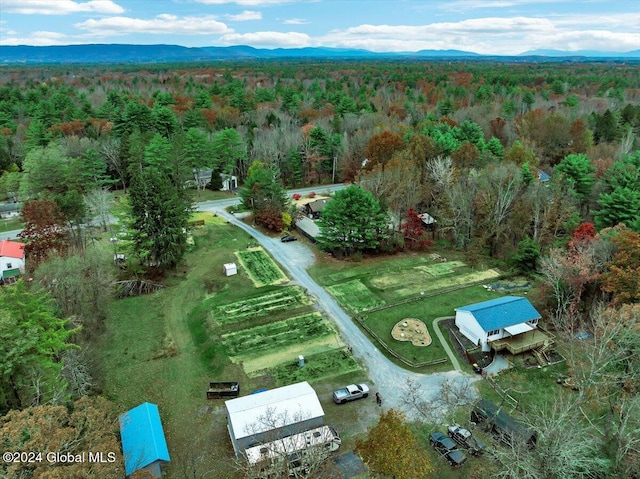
xmin=1 ymin=44 xmax=639 ymax=64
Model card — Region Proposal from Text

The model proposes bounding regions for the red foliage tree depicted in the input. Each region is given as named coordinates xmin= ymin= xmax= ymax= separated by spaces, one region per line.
xmin=18 ymin=200 xmax=69 ymax=267
xmin=402 ymin=208 xmax=432 ymax=251
xmin=255 ymin=205 xmax=284 ymax=232
xmin=568 ymin=222 xmax=596 ymax=254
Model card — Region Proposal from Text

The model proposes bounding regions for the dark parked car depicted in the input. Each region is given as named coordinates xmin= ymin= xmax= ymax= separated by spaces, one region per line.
xmin=430 ymin=432 xmax=467 ymax=466
xmin=280 ymin=235 xmax=298 ymax=242
xmin=447 ymin=424 xmax=486 ymax=456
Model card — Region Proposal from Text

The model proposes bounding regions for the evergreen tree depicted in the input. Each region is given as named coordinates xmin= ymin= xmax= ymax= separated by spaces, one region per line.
xmin=317 ymin=185 xmax=389 ymax=257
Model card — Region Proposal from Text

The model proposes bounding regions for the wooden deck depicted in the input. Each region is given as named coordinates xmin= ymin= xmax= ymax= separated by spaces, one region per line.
xmin=491 ymin=329 xmax=552 ymax=355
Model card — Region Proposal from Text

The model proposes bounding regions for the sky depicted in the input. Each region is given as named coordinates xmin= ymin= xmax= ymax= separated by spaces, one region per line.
xmin=1 ymin=0 xmax=639 ymax=55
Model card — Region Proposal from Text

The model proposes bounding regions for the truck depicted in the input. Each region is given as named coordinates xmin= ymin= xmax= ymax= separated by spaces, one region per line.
xmin=207 ymin=381 xmax=240 ymax=399
xmin=447 ymin=424 xmax=486 ymax=456
xmin=332 ymin=383 xmax=369 ymax=404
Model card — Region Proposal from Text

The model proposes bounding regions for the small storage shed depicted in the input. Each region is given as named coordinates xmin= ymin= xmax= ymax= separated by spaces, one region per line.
xmin=119 ymin=402 xmax=170 ymax=478
xmin=224 ymin=262 xmax=238 ymax=276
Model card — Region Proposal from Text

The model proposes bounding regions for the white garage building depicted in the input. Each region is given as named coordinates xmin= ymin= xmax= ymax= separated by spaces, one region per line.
xmin=225 ymin=381 xmax=325 ymax=457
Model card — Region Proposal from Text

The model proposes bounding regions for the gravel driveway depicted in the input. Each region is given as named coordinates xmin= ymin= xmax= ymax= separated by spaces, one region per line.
xmin=213 ymin=207 xmax=477 ymax=419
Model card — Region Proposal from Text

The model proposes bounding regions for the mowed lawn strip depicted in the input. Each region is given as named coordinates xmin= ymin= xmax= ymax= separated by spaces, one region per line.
xmin=326 ymin=279 xmax=386 ymax=313
xmin=235 ymin=247 xmax=288 ymax=287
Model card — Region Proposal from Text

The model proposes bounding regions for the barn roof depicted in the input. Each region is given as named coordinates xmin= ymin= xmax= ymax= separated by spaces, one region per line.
xmin=455 ymin=296 xmax=540 ymax=332
xmin=0 ymin=240 xmax=24 ymax=259
xmin=474 ymin=399 xmax=536 ymax=444
xmin=119 ymin=402 xmax=170 ymax=476
xmin=225 ymin=381 xmax=324 ymax=440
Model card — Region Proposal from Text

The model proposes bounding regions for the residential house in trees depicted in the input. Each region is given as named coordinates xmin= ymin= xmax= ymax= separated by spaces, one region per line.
xmin=191 ymin=168 xmax=238 ymax=191
xmin=455 ymin=296 xmax=550 ymax=353
xmin=119 ymin=402 xmax=170 ymax=478
xmin=303 ymin=198 xmax=330 ymax=219
xmin=0 ymin=239 xmax=25 ymax=284
xmin=225 ymin=381 xmax=325 ymax=457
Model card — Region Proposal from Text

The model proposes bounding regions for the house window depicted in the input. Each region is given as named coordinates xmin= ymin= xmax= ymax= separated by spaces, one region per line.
xmin=6 ymin=263 xmax=11 ymax=269
xmin=487 ymin=329 xmax=500 ymax=337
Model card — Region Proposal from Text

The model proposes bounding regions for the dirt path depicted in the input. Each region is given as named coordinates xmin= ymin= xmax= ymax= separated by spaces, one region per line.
xmin=213 ymin=208 xmax=476 ymax=419
xmin=432 ymin=316 xmax=462 ymax=371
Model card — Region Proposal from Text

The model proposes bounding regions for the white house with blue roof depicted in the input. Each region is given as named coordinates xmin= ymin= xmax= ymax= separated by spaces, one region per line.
xmin=119 ymin=402 xmax=170 ymax=478
xmin=455 ymin=296 xmax=542 ymax=352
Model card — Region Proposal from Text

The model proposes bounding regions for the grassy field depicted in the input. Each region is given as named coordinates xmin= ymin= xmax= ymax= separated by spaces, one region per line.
xmin=0 ymin=217 xmax=21 ymax=233
xmin=310 ymin=251 xmax=507 ymax=369
xmin=95 ymin=215 xmax=375 ymax=477
xmin=326 ymin=279 xmax=386 ymax=313
xmin=363 ymin=286 xmax=504 ymax=367
xmin=235 ymin=247 xmax=289 ymax=287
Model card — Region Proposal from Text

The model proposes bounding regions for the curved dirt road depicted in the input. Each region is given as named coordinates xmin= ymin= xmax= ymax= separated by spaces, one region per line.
xmin=213 ymin=208 xmax=476 ymax=417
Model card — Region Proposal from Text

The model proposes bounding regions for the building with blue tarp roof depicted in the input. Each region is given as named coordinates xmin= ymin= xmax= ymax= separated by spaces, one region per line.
xmin=455 ymin=296 xmax=546 ymax=353
xmin=119 ymin=402 xmax=170 ymax=477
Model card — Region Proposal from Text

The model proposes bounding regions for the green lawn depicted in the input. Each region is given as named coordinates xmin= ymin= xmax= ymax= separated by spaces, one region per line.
xmin=95 ymin=216 xmax=263 ymax=479
xmin=95 ymin=216 xmax=375 ymax=477
xmin=0 ymin=217 xmax=21 ymax=233
xmin=363 ymin=286 xmax=504 ymax=367
xmin=326 ymin=279 xmax=386 ymax=313
xmin=310 ymin=250 xmax=509 ymax=369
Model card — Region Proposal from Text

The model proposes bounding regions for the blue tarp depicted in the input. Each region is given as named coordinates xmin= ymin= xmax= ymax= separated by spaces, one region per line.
xmin=119 ymin=402 xmax=170 ymax=476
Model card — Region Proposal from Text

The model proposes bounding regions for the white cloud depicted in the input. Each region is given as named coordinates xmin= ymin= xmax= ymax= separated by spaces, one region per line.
xmin=194 ymin=0 xmax=292 ymax=5
xmin=0 ymin=0 xmax=124 ymax=15
xmin=441 ymin=0 xmax=562 ymax=9
xmin=74 ymin=14 xmax=233 ymax=36
xmin=224 ymin=10 xmax=262 ymax=21
xmin=282 ymin=18 xmax=309 ymax=25
xmin=319 ymin=15 xmax=640 ymax=54
xmin=0 ymin=30 xmax=69 ymax=46
xmin=220 ymin=31 xmax=310 ymax=47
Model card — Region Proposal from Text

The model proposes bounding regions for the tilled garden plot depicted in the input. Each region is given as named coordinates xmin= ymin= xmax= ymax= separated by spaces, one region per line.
xmin=212 ymin=286 xmax=312 ymax=324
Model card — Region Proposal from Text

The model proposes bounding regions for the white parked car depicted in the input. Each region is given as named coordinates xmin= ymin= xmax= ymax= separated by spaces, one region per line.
xmin=332 ymin=383 xmax=369 ymax=404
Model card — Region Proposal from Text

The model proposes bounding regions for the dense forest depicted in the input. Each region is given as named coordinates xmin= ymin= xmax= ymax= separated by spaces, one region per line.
xmin=1 ymin=59 xmax=640 ymax=478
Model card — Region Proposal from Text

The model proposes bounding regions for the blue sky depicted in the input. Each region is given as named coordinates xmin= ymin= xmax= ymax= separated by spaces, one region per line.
xmin=1 ymin=0 xmax=639 ymax=54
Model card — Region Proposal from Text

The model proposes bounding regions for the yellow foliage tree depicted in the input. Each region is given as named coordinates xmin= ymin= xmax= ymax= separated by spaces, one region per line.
xmin=355 ymin=409 xmax=433 ymax=479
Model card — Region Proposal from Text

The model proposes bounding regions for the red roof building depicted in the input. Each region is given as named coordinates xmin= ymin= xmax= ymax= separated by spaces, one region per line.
xmin=0 ymin=240 xmax=24 ymax=259
xmin=0 ymin=240 xmax=25 ymax=282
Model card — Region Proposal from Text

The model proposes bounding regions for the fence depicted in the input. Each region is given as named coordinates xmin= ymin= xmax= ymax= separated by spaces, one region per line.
xmin=353 ymin=315 xmax=448 ymax=368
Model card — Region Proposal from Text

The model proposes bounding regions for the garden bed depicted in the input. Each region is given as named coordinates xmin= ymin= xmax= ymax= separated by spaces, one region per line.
xmin=270 ymin=349 xmax=362 ymax=386
xmin=235 ymin=247 xmax=288 ymax=287
xmin=222 ymin=312 xmax=345 ymax=376
xmin=212 ymin=286 xmax=311 ymax=324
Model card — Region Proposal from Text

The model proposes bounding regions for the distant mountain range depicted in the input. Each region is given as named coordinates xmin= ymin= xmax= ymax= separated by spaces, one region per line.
xmin=0 ymin=44 xmax=639 ymax=64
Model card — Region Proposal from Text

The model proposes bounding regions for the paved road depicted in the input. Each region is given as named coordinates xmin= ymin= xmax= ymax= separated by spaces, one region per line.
xmin=213 ymin=207 xmax=475 ymax=418
xmin=1 ymin=184 xmax=346 ymax=242
xmin=0 ymin=229 xmax=21 ymax=241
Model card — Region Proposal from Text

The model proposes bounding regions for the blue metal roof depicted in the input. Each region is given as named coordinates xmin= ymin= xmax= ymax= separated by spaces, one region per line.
xmin=119 ymin=402 xmax=170 ymax=476
xmin=455 ymin=296 xmax=540 ymax=332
